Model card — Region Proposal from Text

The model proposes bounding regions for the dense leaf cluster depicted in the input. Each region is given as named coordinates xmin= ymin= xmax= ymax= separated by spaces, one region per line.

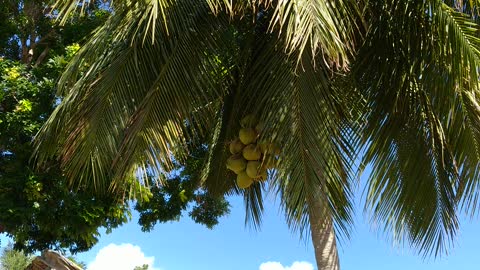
xmin=136 ymin=145 xmax=230 ymax=231
xmin=0 ymin=0 xmax=109 ymax=63
xmin=0 ymin=2 xmax=231 ymax=254
xmin=0 ymin=51 xmax=130 ymax=254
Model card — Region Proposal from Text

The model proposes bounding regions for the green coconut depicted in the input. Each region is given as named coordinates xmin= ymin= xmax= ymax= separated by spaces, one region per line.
xmin=246 ymin=161 xmax=262 ymax=178
xmin=240 ymin=114 xmax=257 ymax=128
xmin=237 ymin=171 xmax=254 ymax=189
xmin=255 ymin=121 xmax=265 ymax=133
xmin=255 ymin=169 xmax=268 ymax=182
xmin=229 ymin=138 xmax=245 ymax=154
xmin=226 ymin=155 xmax=247 ymax=174
xmin=243 ymin=144 xmax=262 ymax=161
xmin=239 ymin=128 xmax=257 ymax=145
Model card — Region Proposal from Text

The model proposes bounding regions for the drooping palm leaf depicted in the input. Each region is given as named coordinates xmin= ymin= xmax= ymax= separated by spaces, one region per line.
xmin=260 ymin=0 xmax=361 ymax=68
xmin=35 ymin=0 xmax=232 ymax=191
xmin=238 ymin=40 xmax=357 ymax=241
xmin=431 ymin=2 xmax=480 ymax=214
xmin=356 ymin=0 xmax=480 ymax=257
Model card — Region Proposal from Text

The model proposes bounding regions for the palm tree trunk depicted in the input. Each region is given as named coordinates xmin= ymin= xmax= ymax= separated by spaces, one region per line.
xmin=308 ymin=193 xmax=340 ymax=270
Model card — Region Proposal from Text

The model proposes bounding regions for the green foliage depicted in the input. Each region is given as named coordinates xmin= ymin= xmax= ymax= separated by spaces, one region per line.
xmin=0 ymin=244 xmax=33 ymax=270
xmin=67 ymin=256 xmax=87 ymax=269
xmin=35 ymin=0 xmax=480 ymax=264
xmin=0 ymin=49 xmax=130 ymax=254
xmin=353 ymin=0 xmax=480 ymax=257
xmin=1 ymin=0 xmax=230 ymax=256
xmin=0 ymin=0 xmax=108 ymax=62
xmin=136 ymin=144 xmax=230 ymax=231
xmin=0 ymin=39 xmax=229 ymax=256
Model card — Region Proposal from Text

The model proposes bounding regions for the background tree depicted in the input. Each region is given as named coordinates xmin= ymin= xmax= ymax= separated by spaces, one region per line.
xmin=0 ymin=244 xmax=33 ymax=270
xmin=136 ymin=143 xmax=230 ymax=231
xmin=133 ymin=264 xmax=149 ymax=270
xmin=0 ymin=45 xmax=130 ymax=254
xmin=0 ymin=0 xmax=109 ymax=65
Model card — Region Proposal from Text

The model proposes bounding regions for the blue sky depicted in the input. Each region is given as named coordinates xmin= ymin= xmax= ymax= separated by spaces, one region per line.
xmin=2 ymin=178 xmax=479 ymax=270
xmin=78 ymin=188 xmax=479 ymax=270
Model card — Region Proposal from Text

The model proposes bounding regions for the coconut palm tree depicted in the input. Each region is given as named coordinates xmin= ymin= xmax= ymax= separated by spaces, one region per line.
xmin=34 ymin=0 xmax=480 ymax=269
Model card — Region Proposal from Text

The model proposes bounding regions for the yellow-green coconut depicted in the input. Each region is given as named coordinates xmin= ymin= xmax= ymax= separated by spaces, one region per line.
xmin=246 ymin=161 xmax=262 ymax=178
xmin=239 ymin=128 xmax=257 ymax=145
xmin=229 ymin=138 xmax=245 ymax=154
xmin=226 ymin=155 xmax=247 ymax=174
xmin=237 ymin=171 xmax=254 ymax=189
xmin=243 ymin=144 xmax=262 ymax=161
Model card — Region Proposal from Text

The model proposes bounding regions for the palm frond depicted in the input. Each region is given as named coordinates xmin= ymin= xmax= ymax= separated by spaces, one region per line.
xmin=240 ymin=42 xmax=357 ymax=240
xmin=52 ymin=0 xmax=99 ymax=24
xmin=355 ymin=0 xmax=480 ymax=257
xmin=360 ymin=80 xmax=459 ymax=257
xmin=35 ymin=0 xmax=231 ymax=191
xmin=260 ymin=0 xmax=361 ymax=68
xmin=243 ymin=182 xmax=265 ymax=229
xmin=433 ymin=2 xmax=480 ymax=84
xmin=419 ymin=1 xmax=480 ymax=216
xmin=196 ymin=17 xmax=358 ymax=231
xmin=445 ymin=88 xmax=480 ymax=214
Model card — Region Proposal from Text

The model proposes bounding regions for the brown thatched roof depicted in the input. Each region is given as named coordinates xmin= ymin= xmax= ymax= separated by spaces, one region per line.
xmin=26 ymin=250 xmax=83 ymax=270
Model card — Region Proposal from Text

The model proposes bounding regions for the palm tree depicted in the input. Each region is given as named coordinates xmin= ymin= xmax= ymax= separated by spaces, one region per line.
xmin=34 ymin=0 xmax=480 ymax=269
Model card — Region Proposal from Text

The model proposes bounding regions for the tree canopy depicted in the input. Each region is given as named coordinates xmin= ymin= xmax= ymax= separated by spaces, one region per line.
xmin=0 ymin=0 xmax=109 ymax=64
xmin=0 ymin=44 xmax=131 ymax=253
xmin=32 ymin=1 xmax=480 ymax=269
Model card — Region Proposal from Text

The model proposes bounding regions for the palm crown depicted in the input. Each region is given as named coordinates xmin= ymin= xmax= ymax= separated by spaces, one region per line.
xmin=34 ymin=0 xmax=480 ymax=268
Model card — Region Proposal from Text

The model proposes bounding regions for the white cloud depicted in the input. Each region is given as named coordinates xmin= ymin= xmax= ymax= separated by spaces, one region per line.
xmin=259 ymin=261 xmax=314 ymax=270
xmin=87 ymin=243 xmax=160 ymax=270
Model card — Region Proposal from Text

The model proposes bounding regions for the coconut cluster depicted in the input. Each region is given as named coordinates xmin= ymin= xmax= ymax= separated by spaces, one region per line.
xmin=226 ymin=115 xmax=279 ymax=189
